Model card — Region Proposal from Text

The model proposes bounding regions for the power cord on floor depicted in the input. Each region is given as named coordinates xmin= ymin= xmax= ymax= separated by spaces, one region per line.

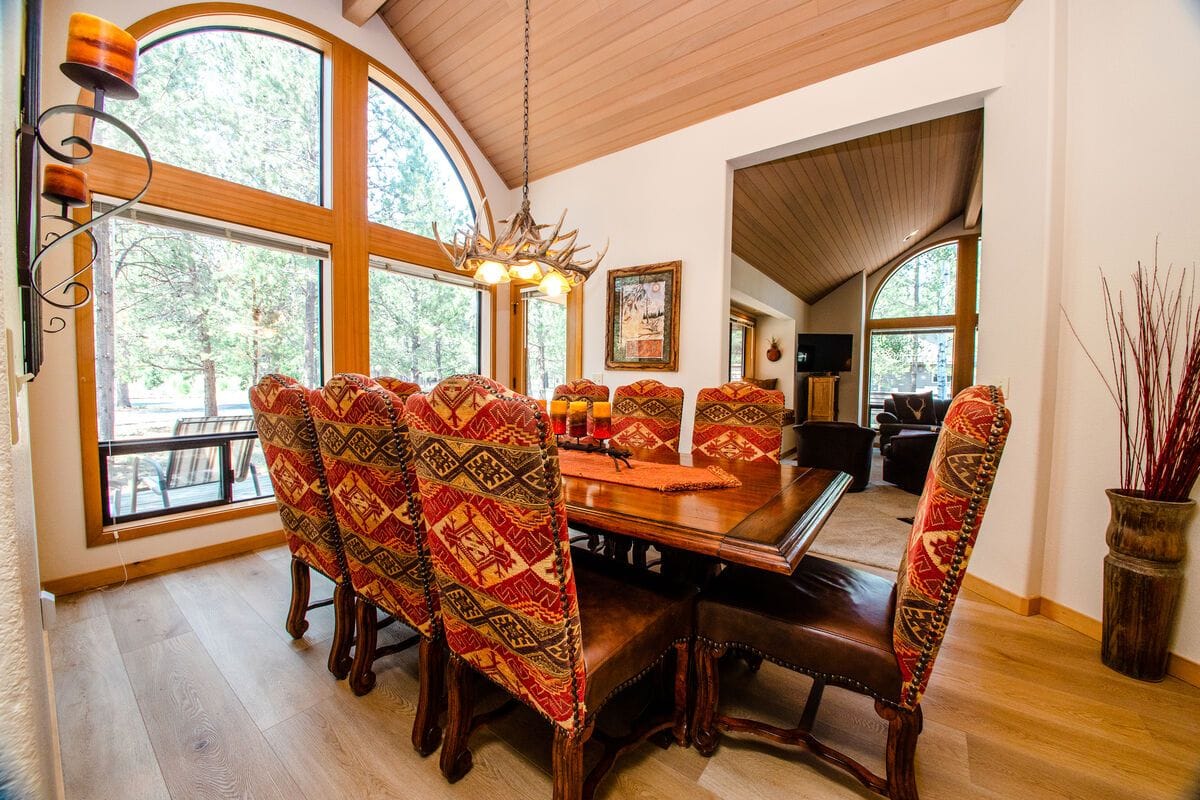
xmin=96 ymin=529 xmax=130 ymax=592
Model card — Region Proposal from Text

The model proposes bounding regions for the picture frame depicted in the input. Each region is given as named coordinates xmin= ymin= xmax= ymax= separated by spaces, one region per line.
xmin=604 ymin=260 xmax=681 ymax=371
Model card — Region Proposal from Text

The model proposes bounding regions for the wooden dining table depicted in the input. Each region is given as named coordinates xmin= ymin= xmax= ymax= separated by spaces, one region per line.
xmin=562 ymin=448 xmax=852 ymax=575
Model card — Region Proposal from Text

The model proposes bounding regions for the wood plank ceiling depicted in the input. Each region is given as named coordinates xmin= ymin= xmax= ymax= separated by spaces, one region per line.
xmin=376 ymin=0 xmax=1020 ymax=187
xmin=732 ymin=109 xmax=983 ymax=304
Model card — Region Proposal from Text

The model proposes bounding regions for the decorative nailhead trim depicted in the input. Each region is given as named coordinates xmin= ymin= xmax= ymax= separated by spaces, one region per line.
xmin=902 ymin=385 xmax=1006 ymax=708
xmin=696 ymin=636 xmax=903 ymax=709
xmin=350 ymin=374 xmax=441 ymax=641
xmin=272 ymin=374 xmax=352 ymax=586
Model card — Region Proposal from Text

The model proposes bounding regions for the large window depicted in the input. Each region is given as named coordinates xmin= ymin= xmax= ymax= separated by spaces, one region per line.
xmin=367 ymin=79 xmax=473 ymax=236
xmin=368 ymin=263 xmax=481 ymax=389
xmin=523 ymin=291 xmax=567 ymax=401
xmin=93 ymin=210 xmax=323 ymax=522
xmin=95 ymin=28 xmax=323 ymax=204
xmin=866 ymin=238 xmax=979 ymax=424
xmin=74 ymin=12 xmax=493 ymax=543
xmin=729 ymin=308 xmax=755 ymax=381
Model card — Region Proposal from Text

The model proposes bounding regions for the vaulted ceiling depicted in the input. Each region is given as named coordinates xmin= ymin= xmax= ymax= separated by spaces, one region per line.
xmin=372 ymin=0 xmax=1019 ymax=187
xmin=732 ymin=109 xmax=983 ymax=304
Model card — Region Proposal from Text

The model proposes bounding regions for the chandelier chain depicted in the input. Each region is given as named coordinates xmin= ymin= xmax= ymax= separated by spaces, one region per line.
xmin=521 ymin=0 xmax=531 ymax=211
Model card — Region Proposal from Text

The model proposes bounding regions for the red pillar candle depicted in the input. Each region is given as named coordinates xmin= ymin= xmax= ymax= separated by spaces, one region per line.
xmin=534 ymin=398 xmax=548 ymax=413
xmin=567 ymin=401 xmax=588 ymax=438
xmin=589 ymin=401 xmax=612 ymax=440
xmin=549 ymin=400 xmax=568 ymax=435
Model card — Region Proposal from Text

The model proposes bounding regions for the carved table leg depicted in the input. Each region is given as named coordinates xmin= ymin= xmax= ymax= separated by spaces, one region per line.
xmin=692 ymin=640 xmax=726 ymax=756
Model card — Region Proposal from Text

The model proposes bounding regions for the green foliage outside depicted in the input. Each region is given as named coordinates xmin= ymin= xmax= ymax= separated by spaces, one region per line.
xmin=95 ymin=216 xmax=321 ymax=441
xmin=872 ymin=243 xmax=957 ymax=319
xmin=96 ymin=29 xmax=322 ymax=203
xmin=367 ymin=81 xmax=473 ymax=237
xmin=368 ymin=268 xmax=479 ymax=388
xmin=524 ymin=294 xmax=567 ymax=400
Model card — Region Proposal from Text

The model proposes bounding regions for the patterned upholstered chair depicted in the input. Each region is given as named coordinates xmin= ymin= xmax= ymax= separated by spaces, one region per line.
xmin=374 ymin=376 xmax=422 ymax=400
xmin=309 ymin=374 xmax=443 ymax=755
xmin=406 ymin=375 xmax=696 ymax=800
xmin=691 ymin=386 xmax=1011 ymax=800
xmin=611 ymin=379 xmax=684 ymax=453
xmin=552 ymin=377 xmax=610 ymax=407
xmin=692 ymin=381 xmax=786 ymax=464
xmin=249 ymin=375 xmax=354 ymax=679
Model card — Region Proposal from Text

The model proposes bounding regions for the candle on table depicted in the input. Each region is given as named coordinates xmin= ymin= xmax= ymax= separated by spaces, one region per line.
xmin=567 ymin=401 xmax=588 ymax=438
xmin=534 ymin=398 xmax=547 ymax=413
xmin=589 ymin=401 xmax=612 ymax=440
xmin=549 ymin=400 xmax=568 ymax=435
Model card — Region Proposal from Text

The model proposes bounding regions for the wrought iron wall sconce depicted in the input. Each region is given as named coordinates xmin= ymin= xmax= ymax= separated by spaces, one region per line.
xmin=17 ymin=6 xmax=153 ymax=376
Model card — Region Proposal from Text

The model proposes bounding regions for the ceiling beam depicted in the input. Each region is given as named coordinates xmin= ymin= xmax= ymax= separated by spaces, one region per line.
xmin=343 ymin=0 xmax=386 ymax=27
xmin=964 ymin=141 xmax=984 ymax=228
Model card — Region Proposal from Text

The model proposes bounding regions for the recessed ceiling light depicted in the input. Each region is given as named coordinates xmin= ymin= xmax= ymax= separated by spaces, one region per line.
xmin=903 ymin=229 xmax=920 ymax=242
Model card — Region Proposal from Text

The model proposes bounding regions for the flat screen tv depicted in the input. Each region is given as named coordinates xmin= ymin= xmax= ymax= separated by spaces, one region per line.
xmin=796 ymin=333 xmax=852 ymax=373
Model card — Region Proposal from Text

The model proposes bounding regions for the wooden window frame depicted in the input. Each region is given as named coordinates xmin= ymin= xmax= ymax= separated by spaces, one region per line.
xmin=862 ymin=235 xmax=980 ymax=426
xmin=73 ymin=4 xmax=497 ymax=547
xmin=729 ymin=307 xmax=756 ymax=382
xmin=510 ymin=284 xmax=583 ymax=395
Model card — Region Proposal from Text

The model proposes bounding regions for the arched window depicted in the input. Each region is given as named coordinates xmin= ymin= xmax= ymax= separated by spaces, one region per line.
xmin=72 ymin=10 xmax=493 ymax=541
xmin=367 ymin=79 xmax=473 ymax=236
xmin=866 ymin=238 xmax=979 ymax=422
xmin=95 ymin=28 xmax=323 ymax=204
xmin=872 ymin=242 xmax=957 ymax=318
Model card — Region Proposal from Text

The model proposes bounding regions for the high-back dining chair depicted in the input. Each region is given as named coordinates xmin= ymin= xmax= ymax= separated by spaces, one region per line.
xmin=692 ymin=385 xmax=1011 ymax=800
xmin=552 ymin=377 xmax=610 ymax=406
xmin=249 ymin=375 xmax=354 ymax=679
xmin=692 ymin=380 xmax=786 ymax=464
xmin=611 ymin=379 xmax=684 ymax=453
xmin=309 ymin=374 xmax=443 ymax=754
xmin=374 ymin=376 xmax=422 ymax=400
xmin=406 ymin=375 xmax=696 ymax=800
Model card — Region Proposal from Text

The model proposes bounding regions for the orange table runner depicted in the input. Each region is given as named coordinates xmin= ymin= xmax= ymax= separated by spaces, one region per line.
xmin=557 ymin=450 xmax=741 ymax=492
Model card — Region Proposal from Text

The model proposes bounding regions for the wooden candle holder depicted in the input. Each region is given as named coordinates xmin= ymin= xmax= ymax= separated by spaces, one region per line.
xmin=42 ymin=164 xmax=90 ymax=210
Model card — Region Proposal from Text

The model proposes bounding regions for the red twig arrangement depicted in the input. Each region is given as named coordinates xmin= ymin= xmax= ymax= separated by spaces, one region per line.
xmin=1063 ymin=244 xmax=1200 ymax=502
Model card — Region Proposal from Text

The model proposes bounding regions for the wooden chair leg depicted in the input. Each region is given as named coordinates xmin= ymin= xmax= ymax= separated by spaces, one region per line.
xmin=412 ymin=638 xmax=445 ymax=757
xmin=692 ymin=640 xmax=726 ymax=756
xmin=440 ymin=656 xmax=475 ymax=783
xmin=876 ymin=701 xmax=922 ymax=800
xmin=349 ymin=599 xmax=379 ymax=696
xmin=553 ymin=720 xmax=595 ymax=800
xmin=286 ymin=557 xmax=310 ymax=639
xmin=328 ymin=581 xmax=355 ymax=680
xmin=672 ymin=640 xmax=691 ymax=746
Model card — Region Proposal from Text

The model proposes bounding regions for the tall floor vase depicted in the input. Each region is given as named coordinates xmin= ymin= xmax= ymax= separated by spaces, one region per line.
xmin=1102 ymin=489 xmax=1195 ymax=681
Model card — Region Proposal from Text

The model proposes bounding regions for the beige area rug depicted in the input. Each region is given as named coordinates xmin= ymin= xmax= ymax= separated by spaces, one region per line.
xmin=791 ymin=453 xmax=920 ymax=572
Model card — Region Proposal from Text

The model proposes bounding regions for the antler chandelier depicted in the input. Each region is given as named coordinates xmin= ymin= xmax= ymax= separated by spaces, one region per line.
xmin=434 ymin=0 xmax=606 ymax=296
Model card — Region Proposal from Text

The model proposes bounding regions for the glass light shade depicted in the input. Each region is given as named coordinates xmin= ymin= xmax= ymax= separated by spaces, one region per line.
xmin=509 ymin=260 xmax=541 ymax=281
xmin=538 ymin=270 xmax=571 ymax=297
xmin=472 ymin=259 xmax=511 ymax=284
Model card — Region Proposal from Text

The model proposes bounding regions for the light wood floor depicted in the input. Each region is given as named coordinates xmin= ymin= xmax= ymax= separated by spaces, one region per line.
xmin=50 ymin=545 xmax=1200 ymax=800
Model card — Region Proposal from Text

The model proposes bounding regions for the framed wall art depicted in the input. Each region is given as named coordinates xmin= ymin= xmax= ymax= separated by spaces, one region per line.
xmin=605 ymin=260 xmax=681 ymax=371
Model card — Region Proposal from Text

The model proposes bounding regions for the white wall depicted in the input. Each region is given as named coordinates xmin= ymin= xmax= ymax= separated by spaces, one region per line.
xmin=1040 ymin=0 xmax=1200 ymax=662
xmin=0 ymin=0 xmax=61 ymax=795
xmin=31 ymin=0 xmax=511 ymax=584
xmin=529 ymin=27 xmax=1004 ymax=453
xmin=730 ymin=254 xmax=809 ymax=452
xmin=807 ymin=273 xmax=866 ymax=423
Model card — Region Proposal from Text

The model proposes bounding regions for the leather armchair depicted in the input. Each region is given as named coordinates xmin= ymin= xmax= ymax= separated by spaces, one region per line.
xmin=795 ymin=421 xmax=876 ymax=492
xmin=876 ymin=396 xmax=952 ymax=449
xmin=881 ymin=429 xmax=939 ymax=494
